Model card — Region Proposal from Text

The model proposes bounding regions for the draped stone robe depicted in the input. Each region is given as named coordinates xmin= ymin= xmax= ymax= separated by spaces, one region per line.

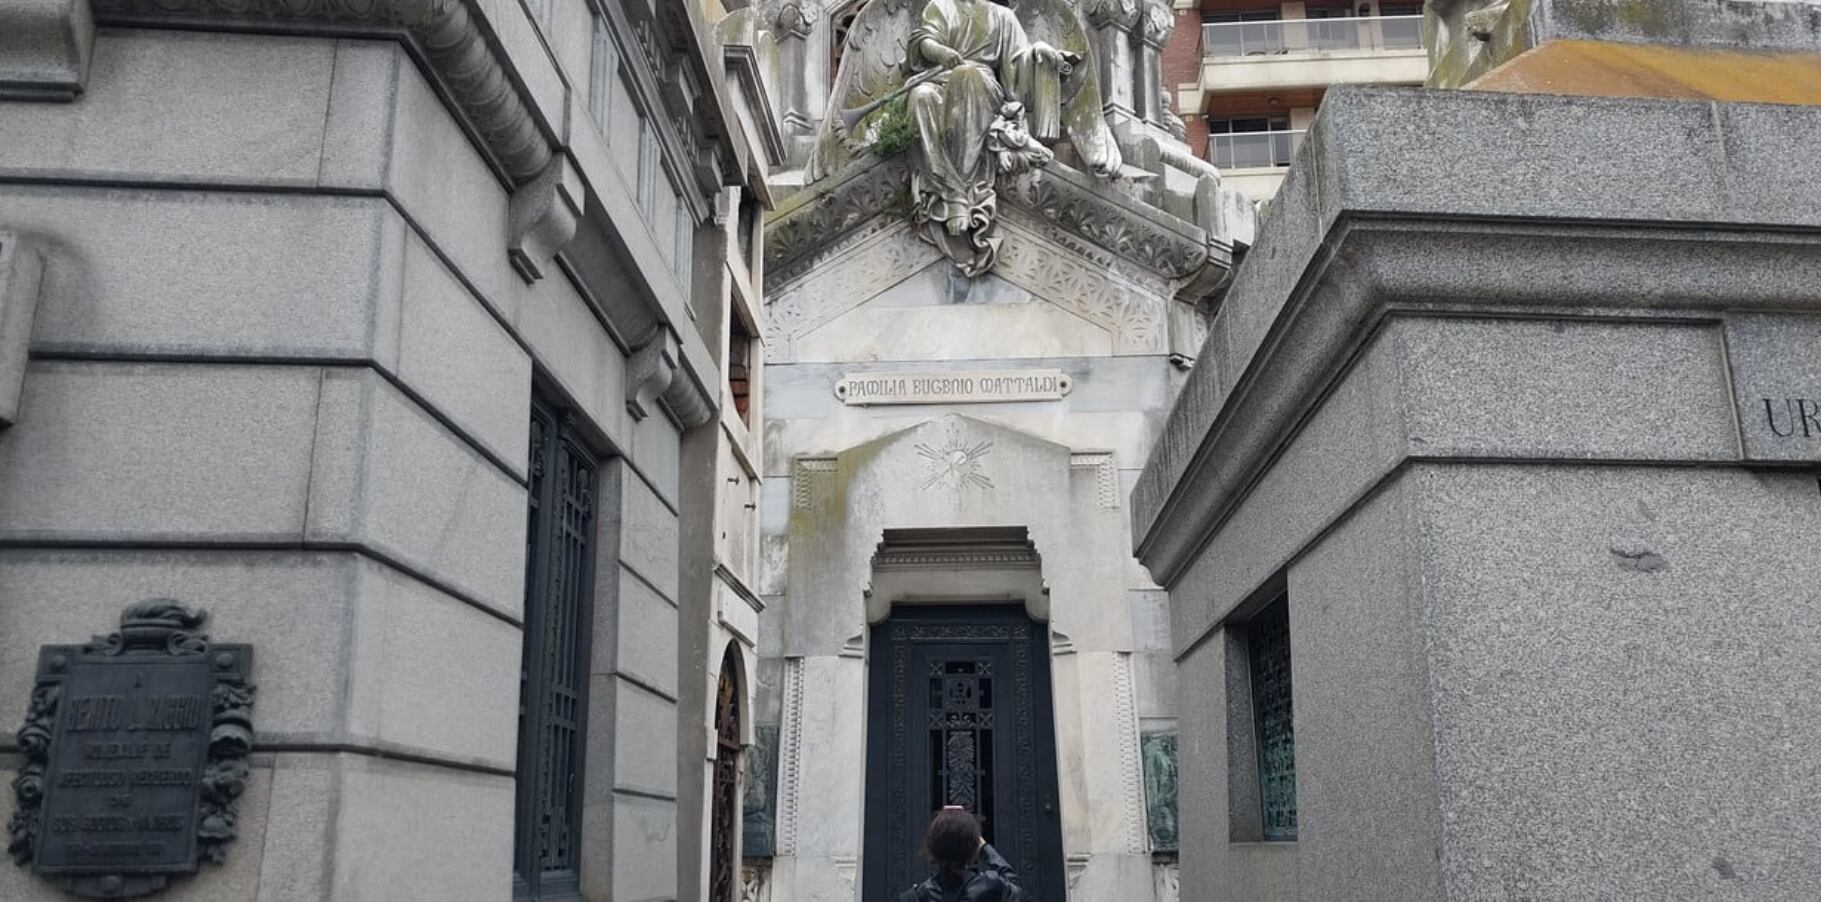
xmin=906 ymin=0 xmax=1050 ymax=276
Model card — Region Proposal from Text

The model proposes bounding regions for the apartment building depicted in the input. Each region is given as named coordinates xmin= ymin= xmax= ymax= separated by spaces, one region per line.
xmin=1163 ymin=0 xmax=1428 ymax=200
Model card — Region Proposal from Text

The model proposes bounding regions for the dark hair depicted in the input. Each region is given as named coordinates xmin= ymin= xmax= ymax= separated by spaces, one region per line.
xmin=923 ymin=809 xmax=982 ymax=884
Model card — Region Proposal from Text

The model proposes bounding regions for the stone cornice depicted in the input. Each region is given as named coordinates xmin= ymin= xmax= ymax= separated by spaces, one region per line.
xmin=89 ymin=0 xmax=553 ymax=185
xmin=1131 ymin=218 xmax=1821 ymax=588
xmin=1132 ymin=86 xmax=1821 ymax=585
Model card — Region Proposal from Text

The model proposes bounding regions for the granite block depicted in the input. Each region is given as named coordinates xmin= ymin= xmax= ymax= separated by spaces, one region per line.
xmin=512 ymin=268 xmax=631 ymax=448
xmin=330 ymin=755 xmax=515 ymax=900
xmin=0 ymin=0 xmax=93 ymax=101
xmin=256 ymin=754 xmax=336 ymax=901
xmin=359 ymin=559 xmax=522 ymax=768
xmin=1173 ymin=643 xmax=1228 ymax=901
xmin=305 ymin=368 xmax=527 ymax=619
xmin=315 ymin=40 xmax=397 ymax=191
xmin=0 ymin=362 xmax=320 ymax=542
xmin=610 ymin=675 xmax=680 ymax=796
xmin=1397 ymin=316 xmax=1737 ymax=462
xmin=382 ymin=55 xmax=517 ymax=325
xmin=1285 ymin=476 xmax=1443 ymax=901
xmin=1412 ymin=463 xmax=1821 ymax=900
xmin=609 ymin=791 xmax=681 ymax=902
xmin=395 ymin=230 xmax=533 ymax=476
xmin=0 ymin=31 xmax=332 ymax=186
xmin=1724 ymin=312 xmax=1821 ymax=462
xmin=601 ymin=564 xmax=681 ymax=697
xmin=620 ymin=465 xmax=681 ymax=600
xmin=2 ymin=186 xmax=394 ymax=360
xmin=1167 ymin=323 xmax=1404 ymax=651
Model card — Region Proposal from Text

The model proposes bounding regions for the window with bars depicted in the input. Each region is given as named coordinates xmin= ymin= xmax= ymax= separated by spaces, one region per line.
xmin=513 ymin=399 xmax=600 ymax=901
xmin=1248 ymin=597 xmax=1297 ymax=841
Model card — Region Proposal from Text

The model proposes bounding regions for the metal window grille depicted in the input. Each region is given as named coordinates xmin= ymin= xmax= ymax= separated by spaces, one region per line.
xmin=514 ymin=400 xmax=599 ymax=900
xmin=927 ymin=659 xmax=997 ymax=830
xmin=1248 ymin=598 xmax=1297 ymax=841
xmin=710 ymin=652 xmax=743 ymax=902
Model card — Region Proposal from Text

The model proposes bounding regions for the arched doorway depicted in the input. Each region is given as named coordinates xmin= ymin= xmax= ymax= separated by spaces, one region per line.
xmin=709 ymin=645 xmax=744 ymax=902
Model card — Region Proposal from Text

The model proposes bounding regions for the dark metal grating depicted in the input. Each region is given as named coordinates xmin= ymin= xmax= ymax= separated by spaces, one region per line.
xmin=1249 ymin=598 xmax=1298 ymax=842
xmin=515 ymin=401 xmax=598 ymax=900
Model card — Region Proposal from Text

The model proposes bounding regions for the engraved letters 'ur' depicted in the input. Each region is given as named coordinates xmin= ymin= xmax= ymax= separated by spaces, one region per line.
xmin=7 ymin=601 xmax=255 ymax=899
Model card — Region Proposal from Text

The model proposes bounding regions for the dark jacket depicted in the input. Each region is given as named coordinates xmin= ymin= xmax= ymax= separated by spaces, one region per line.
xmin=897 ymin=843 xmax=1024 ymax=902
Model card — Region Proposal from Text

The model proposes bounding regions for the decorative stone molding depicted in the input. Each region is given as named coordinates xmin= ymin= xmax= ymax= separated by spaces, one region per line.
xmin=0 ymin=0 xmax=96 ymax=101
xmin=765 ymin=218 xmax=940 ymax=361
xmin=1113 ymin=652 xmax=1147 ymax=854
xmin=1069 ymin=452 xmax=1118 ymax=510
xmin=88 ymin=0 xmax=553 ymax=185
xmin=773 ymin=657 xmax=806 ymax=856
xmin=508 ymin=156 xmax=584 ymax=283
xmin=1000 ymin=169 xmax=1209 ymax=281
xmin=0 ymin=233 xmax=44 ymax=428
xmin=791 ymin=458 xmax=837 ymax=512
xmin=626 ymin=328 xmax=717 ymax=428
xmin=765 ymin=157 xmax=908 ymax=279
xmin=995 ymin=219 xmax=1168 ymax=355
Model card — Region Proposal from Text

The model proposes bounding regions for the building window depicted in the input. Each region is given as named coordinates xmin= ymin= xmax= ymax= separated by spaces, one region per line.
xmin=830 ymin=0 xmax=865 ymax=83
xmin=589 ymin=14 xmax=615 ymax=127
xmin=1208 ymin=115 xmax=1299 ymax=170
xmin=514 ymin=399 xmax=600 ymax=900
xmin=728 ymin=318 xmax=754 ymax=427
xmin=1248 ymin=596 xmax=1297 ymax=841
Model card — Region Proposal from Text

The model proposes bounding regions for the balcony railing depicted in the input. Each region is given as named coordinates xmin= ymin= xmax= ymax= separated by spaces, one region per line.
xmin=1201 ymin=15 xmax=1423 ymax=59
xmin=1209 ymin=129 xmax=1306 ymax=170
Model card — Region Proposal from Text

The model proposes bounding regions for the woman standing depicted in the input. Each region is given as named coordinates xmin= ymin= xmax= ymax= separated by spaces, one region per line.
xmin=898 ymin=807 xmax=1025 ymax=901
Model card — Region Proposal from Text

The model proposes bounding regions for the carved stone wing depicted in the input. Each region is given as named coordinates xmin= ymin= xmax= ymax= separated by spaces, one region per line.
xmin=805 ymin=0 xmax=925 ymax=183
xmin=1013 ymin=0 xmax=1121 ymax=177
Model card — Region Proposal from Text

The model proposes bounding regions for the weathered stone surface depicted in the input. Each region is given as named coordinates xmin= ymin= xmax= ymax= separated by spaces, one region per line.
xmin=330 ymin=755 xmax=515 ymax=900
xmin=0 ymin=362 xmax=320 ymax=541
xmin=1412 ymin=463 xmax=1821 ymax=899
xmin=0 ymin=31 xmax=331 ymax=183
xmin=0 ymin=232 xmax=42 ymax=427
xmin=0 ymin=186 xmax=393 ymax=360
xmin=395 ymin=229 xmax=533 ymax=475
xmin=0 ymin=0 xmax=95 ymax=101
xmin=1286 ymin=476 xmax=1443 ymax=901
xmin=619 ymin=464 xmax=681 ymax=600
xmin=305 ymin=368 xmax=527 ymax=619
xmin=1134 ymin=87 xmax=1821 ymax=583
xmin=601 ymin=565 xmax=682 ymax=697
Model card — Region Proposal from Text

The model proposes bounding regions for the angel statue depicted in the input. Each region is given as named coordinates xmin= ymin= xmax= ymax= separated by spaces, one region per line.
xmin=807 ymin=0 xmax=1123 ymax=277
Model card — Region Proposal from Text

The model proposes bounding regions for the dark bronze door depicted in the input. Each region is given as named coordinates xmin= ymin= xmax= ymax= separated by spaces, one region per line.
xmin=863 ymin=607 xmax=1065 ymax=901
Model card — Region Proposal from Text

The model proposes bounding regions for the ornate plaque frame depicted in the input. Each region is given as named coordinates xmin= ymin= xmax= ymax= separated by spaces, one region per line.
xmin=6 ymin=601 xmax=255 ymax=898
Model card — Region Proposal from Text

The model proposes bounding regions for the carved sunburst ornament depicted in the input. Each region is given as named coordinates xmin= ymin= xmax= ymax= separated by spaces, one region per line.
xmin=915 ymin=433 xmax=994 ymax=493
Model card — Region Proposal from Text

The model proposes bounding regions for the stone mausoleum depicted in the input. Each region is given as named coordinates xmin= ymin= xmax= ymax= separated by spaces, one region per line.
xmin=2 ymin=0 xmax=1821 ymax=900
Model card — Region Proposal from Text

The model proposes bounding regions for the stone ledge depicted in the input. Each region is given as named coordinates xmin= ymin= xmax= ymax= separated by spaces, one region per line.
xmin=1131 ymin=86 xmax=1821 ymax=585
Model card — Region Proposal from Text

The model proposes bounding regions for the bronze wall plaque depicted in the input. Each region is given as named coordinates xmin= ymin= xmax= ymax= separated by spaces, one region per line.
xmin=7 ymin=601 xmax=255 ymax=898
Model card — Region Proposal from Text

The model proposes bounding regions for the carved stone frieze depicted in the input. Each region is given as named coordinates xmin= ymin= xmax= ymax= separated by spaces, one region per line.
xmin=994 ymin=218 xmax=1168 ymax=355
xmin=766 ymin=157 xmax=910 ymax=278
xmin=1001 ymin=170 xmax=1208 ymax=280
xmin=765 ymin=218 xmax=941 ymax=361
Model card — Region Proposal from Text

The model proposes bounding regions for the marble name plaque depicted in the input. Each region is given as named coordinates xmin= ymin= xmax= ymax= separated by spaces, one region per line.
xmin=834 ymin=370 xmax=1073 ymax=406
